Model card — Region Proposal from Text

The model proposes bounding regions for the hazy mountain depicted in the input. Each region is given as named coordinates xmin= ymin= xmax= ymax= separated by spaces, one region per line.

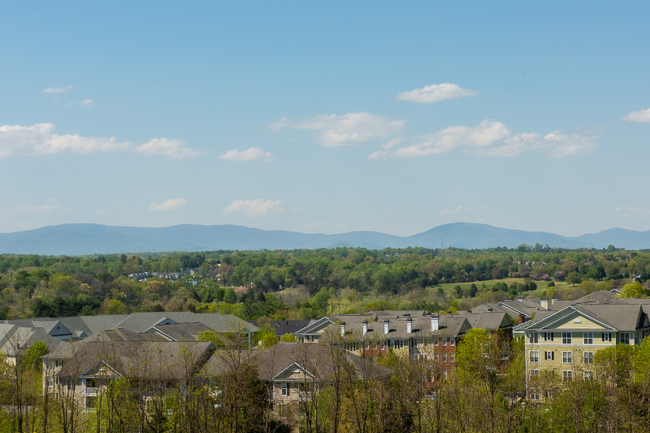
xmin=0 ymin=222 xmax=648 ymax=255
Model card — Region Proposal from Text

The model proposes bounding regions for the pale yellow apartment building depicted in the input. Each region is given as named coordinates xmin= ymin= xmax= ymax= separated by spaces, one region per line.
xmin=518 ymin=302 xmax=650 ymax=397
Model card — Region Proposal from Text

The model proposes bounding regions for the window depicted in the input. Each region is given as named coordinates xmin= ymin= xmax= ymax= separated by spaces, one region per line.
xmin=530 ymin=350 xmax=539 ymax=363
xmin=544 ymin=332 xmax=554 ymax=342
xmin=529 ymin=369 xmax=539 ymax=377
xmin=86 ymin=397 xmax=96 ymax=408
xmin=530 ymin=332 xmax=539 ymax=344
xmin=434 ymin=353 xmax=439 ymax=361
xmin=450 ymin=353 xmax=455 ymax=362
xmin=442 ymin=353 xmax=447 ymax=362
xmin=434 ymin=337 xmax=439 ymax=345
xmin=443 ymin=337 xmax=447 ymax=346
xmin=545 ymin=351 xmax=554 ymax=361
xmin=450 ymin=336 xmax=455 ymax=346
xmin=281 ymin=382 xmax=290 ymax=396
xmin=399 ymin=340 xmax=405 ymax=349
xmin=584 ymin=371 xmax=594 ymax=381
xmin=380 ymin=341 xmax=385 ymax=350
xmin=55 ymin=360 xmax=64 ymax=368
xmin=529 ymin=389 xmax=540 ymax=400
xmin=583 ymin=351 xmax=594 ymax=364
xmin=562 ymin=332 xmax=572 ymax=344
xmin=562 ymin=351 xmax=573 ymax=364
xmin=364 ymin=341 xmax=369 ymax=350
xmin=562 ymin=370 xmax=573 ymax=382
xmin=602 ymin=332 xmax=612 ymax=342
xmin=443 ymin=369 xmax=448 ymax=379
xmin=620 ymin=332 xmax=631 ymax=345
xmin=583 ymin=333 xmax=593 ymax=345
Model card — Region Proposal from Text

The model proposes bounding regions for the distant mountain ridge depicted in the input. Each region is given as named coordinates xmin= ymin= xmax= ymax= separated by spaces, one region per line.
xmin=0 ymin=222 xmax=648 ymax=255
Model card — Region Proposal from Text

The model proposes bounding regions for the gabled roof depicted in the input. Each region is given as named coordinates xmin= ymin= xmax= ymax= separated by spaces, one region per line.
xmin=204 ymin=342 xmax=392 ymax=382
xmin=267 ymin=320 xmax=313 ymax=337
xmin=57 ymin=341 xmax=214 ymax=379
xmin=523 ymin=304 xmax=648 ymax=332
xmin=146 ymin=322 xmax=213 ymax=341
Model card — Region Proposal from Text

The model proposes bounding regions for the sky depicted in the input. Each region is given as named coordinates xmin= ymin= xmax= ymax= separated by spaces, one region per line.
xmin=1 ymin=1 xmax=649 ymax=237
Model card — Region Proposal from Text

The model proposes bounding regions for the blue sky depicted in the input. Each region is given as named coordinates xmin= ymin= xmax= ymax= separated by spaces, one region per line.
xmin=1 ymin=1 xmax=649 ymax=237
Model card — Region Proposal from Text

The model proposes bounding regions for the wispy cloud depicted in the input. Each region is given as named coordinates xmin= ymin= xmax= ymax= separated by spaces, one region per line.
xmin=369 ymin=120 xmax=597 ymax=159
xmin=149 ymin=198 xmax=187 ymax=212
xmin=439 ymin=205 xmax=463 ymax=216
xmin=219 ymin=147 xmax=274 ymax=162
xmin=223 ymin=199 xmax=284 ymax=216
xmin=11 ymin=198 xmax=67 ymax=215
xmin=135 ymin=138 xmax=204 ymax=159
xmin=396 ymin=83 xmax=479 ymax=103
xmin=42 ymin=85 xmax=72 ymax=94
xmin=81 ymin=99 xmax=93 ymax=107
xmin=269 ymin=112 xmax=404 ymax=147
xmin=544 ymin=131 xmax=597 ymax=157
xmin=0 ymin=123 xmax=203 ymax=159
xmin=623 ymin=108 xmax=650 ymax=123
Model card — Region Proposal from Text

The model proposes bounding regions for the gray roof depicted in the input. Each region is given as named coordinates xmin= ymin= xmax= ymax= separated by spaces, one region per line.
xmin=523 ymin=304 xmax=649 ymax=332
xmin=204 ymin=342 xmax=392 ymax=382
xmin=57 ymin=340 xmax=214 ymax=379
xmin=2 ymin=312 xmax=257 ymax=340
xmin=0 ymin=324 xmax=64 ymax=356
xmin=146 ymin=322 xmax=213 ymax=341
xmin=456 ymin=311 xmax=513 ymax=331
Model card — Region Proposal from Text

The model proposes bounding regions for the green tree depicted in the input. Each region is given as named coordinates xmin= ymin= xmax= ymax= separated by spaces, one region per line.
xmin=566 ymin=271 xmax=583 ymax=286
xmin=617 ymin=281 xmax=648 ymax=298
xmin=223 ymin=288 xmax=237 ymax=304
xmin=20 ymin=340 xmax=49 ymax=371
xmin=105 ymin=299 xmax=124 ymax=314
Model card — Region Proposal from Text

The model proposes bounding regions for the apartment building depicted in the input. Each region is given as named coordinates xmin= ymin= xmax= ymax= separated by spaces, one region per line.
xmin=294 ymin=309 xmax=513 ymax=378
xmin=520 ymin=303 xmax=650 ymax=396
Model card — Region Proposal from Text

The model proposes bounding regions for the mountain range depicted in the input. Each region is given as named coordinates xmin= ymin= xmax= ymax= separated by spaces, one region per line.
xmin=0 ymin=223 xmax=649 ymax=255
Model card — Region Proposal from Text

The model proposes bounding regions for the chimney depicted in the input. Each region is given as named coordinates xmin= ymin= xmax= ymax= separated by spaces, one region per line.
xmin=540 ymin=299 xmax=549 ymax=310
xmin=407 ymin=317 xmax=413 ymax=334
xmin=340 ymin=322 xmax=346 ymax=337
xmin=551 ymin=298 xmax=558 ymax=305
xmin=362 ymin=321 xmax=368 ymax=335
xmin=518 ymin=314 xmax=525 ymax=325
xmin=431 ymin=314 xmax=439 ymax=331
xmin=384 ymin=319 xmax=390 ymax=335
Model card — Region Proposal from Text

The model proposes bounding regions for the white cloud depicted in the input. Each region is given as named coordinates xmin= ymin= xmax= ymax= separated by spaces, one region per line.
xmin=94 ymin=208 xmax=106 ymax=216
xmin=11 ymin=198 xmax=67 ymax=215
xmin=439 ymin=205 xmax=463 ymax=216
xmin=396 ymin=83 xmax=479 ymax=103
xmin=219 ymin=147 xmax=273 ymax=162
xmin=223 ymin=199 xmax=285 ymax=216
xmin=0 ymin=123 xmax=131 ymax=157
xmin=81 ymin=99 xmax=93 ymax=107
xmin=370 ymin=120 xmax=596 ymax=159
xmin=149 ymin=198 xmax=187 ymax=212
xmin=544 ymin=131 xmax=597 ymax=157
xmin=269 ymin=112 xmax=404 ymax=147
xmin=0 ymin=123 xmax=205 ymax=159
xmin=135 ymin=138 xmax=204 ymax=159
xmin=42 ymin=86 xmax=72 ymax=94
xmin=623 ymin=108 xmax=650 ymax=123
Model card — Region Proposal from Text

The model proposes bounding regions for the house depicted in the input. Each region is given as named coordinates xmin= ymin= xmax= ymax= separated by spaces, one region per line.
xmin=519 ymin=303 xmax=650 ymax=398
xmin=203 ymin=342 xmax=392 ymax=408
xmin=53 ymin=340 xmax=215 ymax=409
